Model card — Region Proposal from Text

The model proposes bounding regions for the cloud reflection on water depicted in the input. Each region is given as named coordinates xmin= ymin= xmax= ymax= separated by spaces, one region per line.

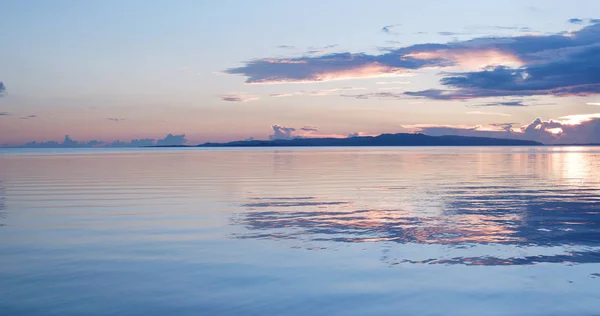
xmin=232 ymin=149 xmax=600 ymax=266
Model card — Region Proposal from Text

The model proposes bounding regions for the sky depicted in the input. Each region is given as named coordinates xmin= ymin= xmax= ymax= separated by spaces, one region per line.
xmin=1 ymin=0 xmax=600 ymax=146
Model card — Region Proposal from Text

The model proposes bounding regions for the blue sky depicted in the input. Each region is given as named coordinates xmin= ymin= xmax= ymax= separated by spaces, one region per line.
xmin=1 ymin=0 xmax=600 ymax=146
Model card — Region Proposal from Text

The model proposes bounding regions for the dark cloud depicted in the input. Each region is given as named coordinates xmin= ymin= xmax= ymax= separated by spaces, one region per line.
xmin=225 ymin=50 xmax=441 ymax=83
xmin=20 ymin=115 xmax=37 ymax=120
xmin=225 ymin=22 xmax=600 ymax=102
xmin=276 ymin=45 xmax=296 ymax=49
xmin=300 ymin=126 xmax=318 ymax=132
xmin=475 ymin=100 xmax=528 ymax=107
xmin=438 ymin=31 xmax=469 ymax=36
xmin=156 ymin=134 xmax=187 ymax=146
xmin=591 ymin=19 xmax=600 ymax=24
xmin=412 ymin=114 xmax=600 ymax=144
xmin=0 ymin=82 xmax=5 ymax=96
xmin=23 ymin=135 xmax=80 ymax=148
xmin=381 ymin=24 xmax=401 ymax=34
xmin=425 ymin=40 xmax=600 ymax=98
xmin=488 ymin=122 xmax=519 ymax=132
xmin=220 ymin=94 xmax=259 ymax=102
xmin=403 ymin=24 xmax=600 ymax=99
xmin=107 ymin=118 xmax=125 ymax=122
xmin=269 ymin=125 xmax=297 ymax=140
xmin=568 ymin=18 xmax=584 ymax=24
xmin=15 ymin=135 xmax=184 ymax=148
xmin=341 ymin=92 xmax=404 ymax=100
xmin=110 ymin=139 xmax=155 ymax=147
xmin=0 ymin=112 xmax=10 ymax=116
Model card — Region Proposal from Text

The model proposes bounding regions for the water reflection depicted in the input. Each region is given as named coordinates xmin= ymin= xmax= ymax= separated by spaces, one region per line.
xmin=0 ymin=181 xmax=6 ymax=226
xmin=232 ymin=148 xmax=600 ymax=266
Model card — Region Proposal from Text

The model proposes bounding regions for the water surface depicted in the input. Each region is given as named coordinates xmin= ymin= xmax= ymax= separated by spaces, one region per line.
xmin=1 ymin=147 xmax=600 ymax=315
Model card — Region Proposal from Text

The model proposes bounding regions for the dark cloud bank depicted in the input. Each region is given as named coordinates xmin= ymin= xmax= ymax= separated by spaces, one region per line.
xmin=14 ymin=134 xmax=188 ymax=148
xmin=225 ymin=22 xmax=600 ymax=101
xmin=415 ymin=114 xmax=600 ymax=144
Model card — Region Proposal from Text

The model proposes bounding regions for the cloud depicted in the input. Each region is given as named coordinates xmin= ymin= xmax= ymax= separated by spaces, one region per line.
xmin=407 ymin=113 xmax=600 ymax=144
xmin=264 ymin=125 xmax=349 ymax=140
xmin=489 ymin=122 xmax=518 ymax=131
xmin=110 ymin=139 xmax=155 ymax=147
xmin=225 ymin=52 xmax=423 ymax=84
xmin=303 ymin=44 xmax=338 ymax=56
xmin=14 ymin=134 xmax=186 ymax=148
xmin=475 ymin=100 xmax=528 ymax=107
xmin=375 ymin=81 xmax=411 ymax=85
xmin=107 ymin=118 xmax=125 ymax=122
xmin=0 ymin=82 xmax=5 ymax=96
xmin=22 ymin=135 xmax=85 ymax=148
xmin=156 ymin=134 xmax=187 ymax=146
xmin=0 ymin=112 xmax=10 ymax=116
xmin=342 ymin=92 xmax=405 ymax=100
xmin=225 ymin=22 xmax=600 ymax=102
xmin=405 ymin=23 xmax=600 ymax=100
xmin=277 ymin=45 xmax=296 ymax=49
xmin=587 ymin=102 xmax=600 ymax=105
xmin=466 ymin=111 xmax=511 ymax=117
xmin=269 ymin=125 xmax=296 ymax=140
xmin=220 ymin=94 xmax=259 ymax=102
xmin=377 ymin=87 xmax=407 ymax=91
xmin=269 ymin=87 xmax=365 ymax=98
xmin=381 ymin=24 xmax=401 ymax=34
xmin=20 ymin=115 xmax=37 ymax=120
xmin=346 ymin=132 xmax=375 ymax=138
xmin=568 ymin=18 xmax=584 ymax=24
xmin=591 ymin=19 xmax=600 ymax=24
xmin=300 ymin=126 xmax=318 ymax=132
xmin=438 ymin=31 xmax=472 ymax=36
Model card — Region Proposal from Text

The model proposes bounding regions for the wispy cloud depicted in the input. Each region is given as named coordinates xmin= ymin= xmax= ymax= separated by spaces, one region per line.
xmin=0 ymin=81 xmax=5 ymax=96
xmin=375 ymin=81 xmax=411 ymax=85
xmin=381 ymin=24 xmax=401 ymax=34
xmin=466 ymin=111 xmax=511 ymax=116
xmin=300 ymin=126 xmax=319 ymax=132
xmin=220 ymin=94 xmax=259 ymax=102
xmin=341 ymin=92 xmax=405 ymax=100
xmin=568 ymin=18 xmax=584 ymax=24
xmin=475 ymin=100 xmax=528 ymax=107
xmin=587 ymin=102 xmax=600 ymax=105
xmin=0 ymin=112 xmax=10 ymax=116
xmin=438 ymin=31 xmax=471 ymax=36
xmin=304 ymin=44 xmax=338 ymax=56
xmin=277 ymin=45 xmax=296 ymax=49
xmin=269 ymin=87 xmax=365 ymax=98
xmin=107 ymin=118 xmax=125 ymax=122
xmin=378 ymin=87 xmax=407 ymax=91
xmin=20 ymin=115 xmax=37 ymax=120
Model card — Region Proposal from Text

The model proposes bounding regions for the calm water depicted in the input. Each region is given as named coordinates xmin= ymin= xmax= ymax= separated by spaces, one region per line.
xmin=1 ymin=147 xmax=600 ymax=315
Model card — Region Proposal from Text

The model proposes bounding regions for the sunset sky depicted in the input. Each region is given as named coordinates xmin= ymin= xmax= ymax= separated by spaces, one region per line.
xmin=1 ymin=0 xmax=600 ymax=146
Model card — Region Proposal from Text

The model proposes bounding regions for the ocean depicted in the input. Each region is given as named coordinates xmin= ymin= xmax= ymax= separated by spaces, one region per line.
xmin=1 ymin=147 xmax=599 ymax=315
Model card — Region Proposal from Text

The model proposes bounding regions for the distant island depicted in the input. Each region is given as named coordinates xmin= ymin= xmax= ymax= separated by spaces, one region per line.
xmin=191 ymin=133 xmax=542 ymax=147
